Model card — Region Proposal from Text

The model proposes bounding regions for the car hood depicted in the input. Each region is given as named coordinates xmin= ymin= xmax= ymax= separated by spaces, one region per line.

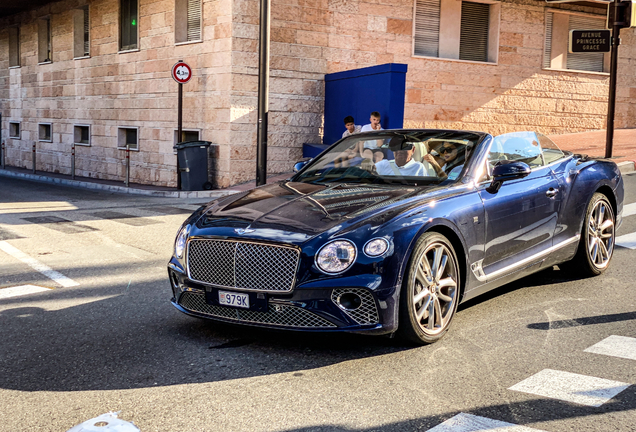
xmin=196 ymin=181 xmax=430 ymax=243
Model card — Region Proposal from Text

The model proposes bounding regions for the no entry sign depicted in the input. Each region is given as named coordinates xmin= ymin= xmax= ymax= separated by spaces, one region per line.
xmin=172 ymin=61 xmax=192 ymax=84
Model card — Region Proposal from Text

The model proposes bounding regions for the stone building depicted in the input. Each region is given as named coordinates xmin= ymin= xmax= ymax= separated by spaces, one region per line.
xmin=0 ymin=0 xmax=633 ymax=188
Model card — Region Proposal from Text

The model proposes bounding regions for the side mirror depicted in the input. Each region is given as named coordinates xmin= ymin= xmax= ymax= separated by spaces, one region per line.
xmin=293 ymin=157 xmax=312 ymax=173
xmin=486 ymin=161 xmax=531 ymax=193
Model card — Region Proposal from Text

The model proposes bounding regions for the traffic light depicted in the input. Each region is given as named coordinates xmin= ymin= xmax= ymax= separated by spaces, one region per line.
xmin=607 ymin=0 xmax=636 ymax=29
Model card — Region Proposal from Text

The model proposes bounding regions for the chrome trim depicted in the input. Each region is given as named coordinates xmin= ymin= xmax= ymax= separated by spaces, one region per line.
xmin=314 ymin=239 xmax=358 ymax=275
xmin=473 ymin=235 xmax=580 ymax=283
xmin=168 ymin=262 xmax=185 ymax=274
xmin=186 ymin=237 xmax=301 ymax=293
xmin=363 ymin=237 xmax=390 ymax=258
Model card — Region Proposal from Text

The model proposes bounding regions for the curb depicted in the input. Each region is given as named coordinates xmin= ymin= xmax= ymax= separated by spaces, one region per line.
xmin=618 ymin=160 xmax=636 ymax=174
xmin=0 ymin=168 xmax=240 ymax=199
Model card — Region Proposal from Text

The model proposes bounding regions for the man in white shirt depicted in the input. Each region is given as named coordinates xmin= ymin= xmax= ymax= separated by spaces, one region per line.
xmin=373 ymin=136 xmax=436 ymax=177
xmin=360 ymin=111 xmax=384 ymax=152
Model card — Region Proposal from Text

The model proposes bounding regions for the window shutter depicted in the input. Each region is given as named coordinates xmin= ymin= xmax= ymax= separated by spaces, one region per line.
xmin=187 ymin=0 xmax=202 ymax=41
xmin=414 ymin=0 xmax=440 ymax=57
xmin=567 ymin=15 xmax=604 ymax=72
xmin=83 ymin=7 xmax=90 ymax=56
xmin=459 ymin=1 xmax=489 ymax=62
xmin=543 ymin=12 xmax=553 ymax=69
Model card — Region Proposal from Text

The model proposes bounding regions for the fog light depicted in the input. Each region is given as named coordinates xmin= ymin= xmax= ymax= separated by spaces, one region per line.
xmin=337 ymin=292 xmax=362 ymax=311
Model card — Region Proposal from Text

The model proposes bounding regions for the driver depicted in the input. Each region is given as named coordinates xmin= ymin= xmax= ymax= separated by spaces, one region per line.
xmin=373 ymin=136 xmax=435 ymax=177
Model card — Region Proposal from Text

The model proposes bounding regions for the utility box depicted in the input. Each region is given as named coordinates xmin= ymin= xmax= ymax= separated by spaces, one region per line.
xmin=175 ymin=141 xmax=213 ymax=191
xmin=323 ymin=63 xmax=408 ymax=146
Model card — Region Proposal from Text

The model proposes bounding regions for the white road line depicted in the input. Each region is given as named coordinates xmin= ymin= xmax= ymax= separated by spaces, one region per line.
xmin=0 ymin=241 xmax=79 ymax=287
xmin=623 ymin=202 xmax=636 ymax=218
xmin=0 ymin=285 xmax=52 ymax=299
xmin=427 ymin=413 xmax=547 ymax=432
xmin=584 ymin=335 xmax=636 ymax=361
xmin=616 ymin=232 xmax=636 ymax=249
xmin=508 ymin=369 xmax=630 ymax=407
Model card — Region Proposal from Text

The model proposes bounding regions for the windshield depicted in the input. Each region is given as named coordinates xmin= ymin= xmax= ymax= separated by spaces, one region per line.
xmin=293 ymin=130 xmax=485 ymax=185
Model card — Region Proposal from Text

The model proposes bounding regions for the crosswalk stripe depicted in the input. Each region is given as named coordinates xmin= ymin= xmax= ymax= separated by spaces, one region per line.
xmin=0 ymin=285 xmax=52 ymax=299
xmin=426 ymin=413 xmax=547 ymax=432
xmin=0 ymin=241 xmax=80 ymax=287
xmin=616 ymin=232 xmax=636 ymax=249
xmin=623 ymin=202 xmax=636 ymax=218
xmin=508 ymin=369 xmax=630 ymax=407
xmin=584 ymin=335 xmax=636 ymax=361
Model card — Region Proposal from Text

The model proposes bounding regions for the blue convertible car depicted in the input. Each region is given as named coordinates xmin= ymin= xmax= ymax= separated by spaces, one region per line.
xmin=167 ymin=129 xmax=624 ymax=344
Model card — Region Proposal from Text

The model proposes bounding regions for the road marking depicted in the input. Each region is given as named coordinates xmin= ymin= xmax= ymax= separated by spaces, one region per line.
xmin=584 ymin=335 xmax=636 ymax=361
xmin=0 ymin=285 xmax=52 ymax=299
xmin=508 ymin=369 xmax=630 ymax=407
xmin=616 ymin=232 xmax=636 ymax=249
xmin=427 ymin=413 xmax=547 ymax=431
xmin=623 ymin=202 xmax=636 ymax=218
xmin=0 ymin=241 xmax=80 ymax=287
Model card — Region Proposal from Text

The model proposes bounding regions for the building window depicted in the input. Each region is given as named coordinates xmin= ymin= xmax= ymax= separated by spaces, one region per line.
xmin=73 ymin=6 xmax=90 ymax=58
xmin=39 ymin=123 xmax=52 ymax=142
xmin=543 ymin=11 xmax=608 ymax=73
xmin=9 ymin=27 xmax=20 ymax=67
xmin=120 ymin=0 xmax=139 ymax=51
xmin=175 ymin=0 xmax=202 ymax=43
xmin=118 ymin=127 xmax=139 ymax=150
xmin=9 ymin=122 xmax=21 ymax=139
xmin=37 ymin=17 xmax=52 ymax=63
xmin=74 ymin=125 xmax=91 ymax=146
xmin=174 ymin=129 xmax=200 ymax=144
xmin=413 ymin=0 xmax=500 ymax=63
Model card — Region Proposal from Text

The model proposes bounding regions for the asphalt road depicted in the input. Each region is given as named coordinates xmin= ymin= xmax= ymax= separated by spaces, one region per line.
xmin=0 ymin=174 xmax=635 ymax=432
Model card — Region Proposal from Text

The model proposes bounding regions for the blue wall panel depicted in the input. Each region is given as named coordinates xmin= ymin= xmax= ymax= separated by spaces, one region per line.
xmin=323 ymin=63 xmax=408 ymax=146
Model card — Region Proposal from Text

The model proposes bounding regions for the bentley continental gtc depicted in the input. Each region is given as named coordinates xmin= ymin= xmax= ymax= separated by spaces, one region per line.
xmin=167 ymin=129 xmax=624 ymax=344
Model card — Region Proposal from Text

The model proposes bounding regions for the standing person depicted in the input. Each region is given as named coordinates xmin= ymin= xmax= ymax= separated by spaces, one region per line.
xmin=360 ymin=111 xmax=384 ymax=161
xmin=342 ymin=116 xmax=361 ymax=139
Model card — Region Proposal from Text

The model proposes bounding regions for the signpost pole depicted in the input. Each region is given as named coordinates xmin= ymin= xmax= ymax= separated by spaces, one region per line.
xmin=256 ymin=0 xmax=271 ymax=186
xmin=606 ymin=1 xmax=622 ymax=159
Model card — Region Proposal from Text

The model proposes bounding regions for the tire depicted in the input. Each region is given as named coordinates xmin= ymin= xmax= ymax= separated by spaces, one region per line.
xmin=563 ymin=192 xmax=615 ymax=277
xmin=398 ymin=232 xmax=461 ymax=345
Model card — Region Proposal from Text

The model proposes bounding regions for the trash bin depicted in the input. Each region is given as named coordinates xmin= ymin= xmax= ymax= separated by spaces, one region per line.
xmin=174 ymin=140 xmax=214 ymax=191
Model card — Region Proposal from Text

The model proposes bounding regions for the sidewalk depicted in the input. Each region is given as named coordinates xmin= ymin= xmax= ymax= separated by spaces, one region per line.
xmin=0 ymin=129 xmax=634 ymax=198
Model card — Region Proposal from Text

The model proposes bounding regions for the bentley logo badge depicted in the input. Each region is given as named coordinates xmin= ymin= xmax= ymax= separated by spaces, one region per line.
xmin=235 ymin=228 xmax=255 ymax=235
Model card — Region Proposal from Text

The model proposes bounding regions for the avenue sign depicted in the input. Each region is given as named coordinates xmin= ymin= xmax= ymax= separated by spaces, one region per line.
xmin=569 ymin=30 xmax=611 ymax=53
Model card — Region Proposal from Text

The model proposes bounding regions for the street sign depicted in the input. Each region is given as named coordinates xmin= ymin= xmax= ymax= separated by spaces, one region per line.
xmin=171 ymin=61 xmax=192 ymax=84
xmin=569 ymin=30 xmax=611 ymax=53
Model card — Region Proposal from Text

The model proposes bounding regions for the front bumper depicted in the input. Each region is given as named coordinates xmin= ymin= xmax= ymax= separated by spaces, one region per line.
xmin=168 ymin=264 xmax=398 ymax=335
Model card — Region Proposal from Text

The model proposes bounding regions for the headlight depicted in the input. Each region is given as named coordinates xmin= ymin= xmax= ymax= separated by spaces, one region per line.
xmin=364 ymin=238 xmax=389 ymax=257
xmin=315 ymin=240 xmax=357 ymax=274
xmin=175 ymin=224 xmax=191 ymax=258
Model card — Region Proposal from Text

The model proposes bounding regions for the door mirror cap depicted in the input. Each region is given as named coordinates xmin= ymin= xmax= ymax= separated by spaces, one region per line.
xmin=293 ymin=157 xmax=312 ymax=173
xmin=487 ymin=161 xmax=531 ymax=193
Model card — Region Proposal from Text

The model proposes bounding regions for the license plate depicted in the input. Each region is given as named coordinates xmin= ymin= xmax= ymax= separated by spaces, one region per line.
xmin=218 ymin=290 xmax=250 ymax=309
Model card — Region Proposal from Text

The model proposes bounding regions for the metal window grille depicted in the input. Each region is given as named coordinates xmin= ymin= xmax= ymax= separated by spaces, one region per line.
xmin=567 ymin=15 xmax=605 ymax=72
xmin=414 ymin=0 xmax=440 ymax=57
xmin=83 ymin=6 xmax=90 ymax=56
xmin=543 ymin=12 xmax=553 ymax=69
xmin=187 ymin=0 xmax=202 ymax=41
xmin=120 ymin=0 xmax=138 ymax=50
xmin=459 ymin=1 xmax=489 ymax=62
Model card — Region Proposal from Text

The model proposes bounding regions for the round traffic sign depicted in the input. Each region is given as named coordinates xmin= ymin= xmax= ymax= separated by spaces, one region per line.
xmin=172 ymin=61 xmax=192 ymax=84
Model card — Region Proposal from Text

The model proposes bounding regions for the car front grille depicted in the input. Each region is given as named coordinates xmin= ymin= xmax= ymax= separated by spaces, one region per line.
xmin=331 ymin=288 xmax=380 ymax=325
xmin=178 ymin=291 xmax=337 ymax=328
xmin=187 ymin=239 xmax=300 ymax=292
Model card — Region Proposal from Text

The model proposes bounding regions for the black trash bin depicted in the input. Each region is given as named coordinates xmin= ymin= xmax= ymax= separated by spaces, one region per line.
xmin=174 ymin=141 xmax=214 ymax=191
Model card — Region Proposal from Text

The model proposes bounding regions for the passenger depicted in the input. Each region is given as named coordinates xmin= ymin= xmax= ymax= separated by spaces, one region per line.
xmin=360 ymin=111 xmax=384 ymax=161
xmin=423 ymin=141 xmax=464 ymax=180
xmin=342 ymin=116 xmax=361 ymax=139
xmin=373 ymin=136 xmax=435 ymax=177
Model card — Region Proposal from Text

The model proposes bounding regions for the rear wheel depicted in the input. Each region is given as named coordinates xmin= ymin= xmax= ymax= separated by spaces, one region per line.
xmin=398 ymin=232 xmax=461 ymax=345
xmin=564 ymin=193 xmax=615 ymax=276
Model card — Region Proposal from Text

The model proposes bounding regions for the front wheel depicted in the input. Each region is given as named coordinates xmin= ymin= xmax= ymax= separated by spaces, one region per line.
xmin=398 ymin=232 xmax=461 ymax=345
xmin=564 ymin=192 xmax=615 ymax=277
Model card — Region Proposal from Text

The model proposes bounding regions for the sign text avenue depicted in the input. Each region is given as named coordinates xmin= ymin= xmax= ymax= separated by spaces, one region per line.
xmin=569 ymin=30 xmax=611 ymax=53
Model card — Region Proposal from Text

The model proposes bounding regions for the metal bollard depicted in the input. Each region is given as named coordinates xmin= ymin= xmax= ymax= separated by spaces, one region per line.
xmin=125 ymin=144 xmax=130 ymax=187
xmin=32 ymin=143 xmax=36 ymax=174
xmin=71 ymin=143 xmax=76 ymax=180
xmin=1 ymin=141 xmax=5 ymax=169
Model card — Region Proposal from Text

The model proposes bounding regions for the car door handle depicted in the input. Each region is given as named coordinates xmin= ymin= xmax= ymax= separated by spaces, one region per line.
xmin=546 ymin=188 xmax=558 ymax=198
